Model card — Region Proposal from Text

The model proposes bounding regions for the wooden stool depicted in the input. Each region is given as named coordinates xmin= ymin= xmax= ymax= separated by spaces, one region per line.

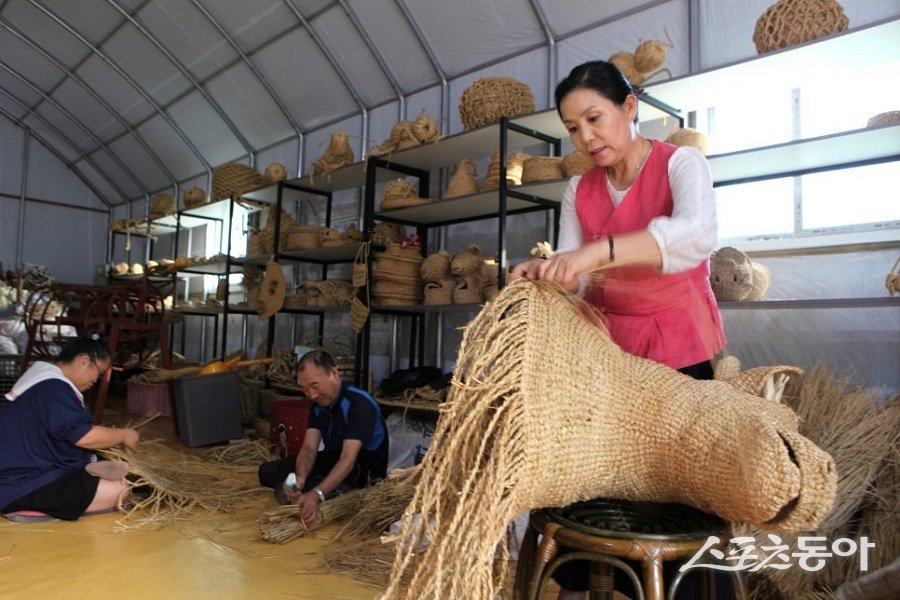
xmin=514 ymin=498 xmax=747 ymax=600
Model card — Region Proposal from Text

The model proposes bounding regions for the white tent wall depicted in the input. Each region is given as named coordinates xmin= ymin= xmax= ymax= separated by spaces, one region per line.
xmin=0 ymin=0 xmax=896 ymax=390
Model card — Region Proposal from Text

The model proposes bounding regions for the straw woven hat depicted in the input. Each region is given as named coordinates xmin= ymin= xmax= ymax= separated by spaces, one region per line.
xmin=752 ymin=0 xmax=849 ymax=55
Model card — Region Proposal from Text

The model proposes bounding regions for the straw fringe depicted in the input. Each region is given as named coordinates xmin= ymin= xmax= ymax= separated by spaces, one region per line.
xmin=379 ymin=280 xmax=836 ymax=600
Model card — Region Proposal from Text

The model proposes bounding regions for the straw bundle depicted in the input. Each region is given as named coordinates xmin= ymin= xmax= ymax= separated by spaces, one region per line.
xmin=666 ymin=127 xmax=711 ymax=155
xmin=561 ymin=151 xmax=594 ymax=177
xmin=324 ymin=537 xmax=404 ymax=587
xmin=444 ymin=158 xmax=479 ymax=198
xmin=257 ymin=488 xmax=365 ymax=544
xmin=333 ymin=467 xmax=421 ymax=542
xmin=521 ymin=156 xmax=564 ymax=183
xmin=745 ymin=367 xmax=900 ymax=599
xmin=212 ymin=163 xmax=263 ymax=201
xmin=753 ymin=0 xmax=849 ymax=55
xmin=100 ymin=441 xmax=265 ymax=529
xmin=379 ymin=280 xmax=835 ymax=599
xmin=458 ymin=76 xmax=535 ymax=131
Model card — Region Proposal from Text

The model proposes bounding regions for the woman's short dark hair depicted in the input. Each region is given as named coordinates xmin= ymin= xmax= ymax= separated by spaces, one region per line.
xmin=554 ymin=60 xmax=635 ymax=118
xmin=57 ymin=334 xmax=110 ymax=364
xmin=297 ymin=349 xmax=336 ymax=372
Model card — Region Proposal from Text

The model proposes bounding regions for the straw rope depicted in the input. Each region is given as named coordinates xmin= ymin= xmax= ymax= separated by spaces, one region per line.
xmin=379 ymin=279 xmax=836 ymax=599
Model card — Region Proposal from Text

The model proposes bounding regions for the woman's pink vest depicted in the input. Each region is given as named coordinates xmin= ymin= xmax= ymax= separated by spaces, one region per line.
xmin=575 ymin=140 xmax=725 ymax=369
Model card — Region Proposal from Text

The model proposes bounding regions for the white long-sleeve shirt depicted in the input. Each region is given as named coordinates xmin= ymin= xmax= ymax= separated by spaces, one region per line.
xmin=557 ymin=145 xmax=718 ymax=275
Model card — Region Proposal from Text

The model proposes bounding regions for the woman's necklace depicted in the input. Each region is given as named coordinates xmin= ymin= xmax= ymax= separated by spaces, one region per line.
xmin=607 ymin=138 xmax=651 ymax=190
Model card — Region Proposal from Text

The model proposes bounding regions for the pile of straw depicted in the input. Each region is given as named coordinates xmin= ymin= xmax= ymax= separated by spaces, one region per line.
xmin=747 ymin=367 xmax=900 ymax=599
xmin=379 ymin=280 xmax=835 ymax=599
xmin=202 ymin=439 xmax=275 ymax=473
xmin=101 ymin=441 xmax=264 ymax=529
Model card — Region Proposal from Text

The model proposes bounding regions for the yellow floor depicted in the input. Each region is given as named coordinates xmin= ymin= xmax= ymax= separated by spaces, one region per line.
xmin=0 ymin=400 xmax=381 ymax=600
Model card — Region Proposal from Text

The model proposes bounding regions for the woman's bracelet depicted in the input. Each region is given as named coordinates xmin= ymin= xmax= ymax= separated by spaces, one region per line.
xmin=607 ymin=234 xmax=616 ymax=264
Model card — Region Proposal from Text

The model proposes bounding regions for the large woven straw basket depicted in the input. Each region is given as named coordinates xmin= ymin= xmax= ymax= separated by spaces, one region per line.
xmin=379 ymin=280 xmax=836 ymax=599
xmin=561 ymin=151 xmax=594 ymax=177
xmin=284 ymin=225 xmax=322 ymax=250
xmin=374 ymin=245 xmax=424 ymax=279
xmin=212 ymin=163 xmax=263 ymax=201
xmin=752 ymin=0 xmax=849 ymax=55
xmin=458 ymin=76 xmax=536 ymax=131
xmin=521 ymin=156 xmax=564 ymax=183
xmin=182 ymin=187 xmax=207 ymax=209
xmin=373 ymin=279 xmax=422 ymax=306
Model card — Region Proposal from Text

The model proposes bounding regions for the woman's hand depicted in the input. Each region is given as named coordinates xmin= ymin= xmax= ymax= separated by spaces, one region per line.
xmin=512 ymin=242 xmax=607 ymax=293
xmin=121 ymin=428 xmax=140 ymax=450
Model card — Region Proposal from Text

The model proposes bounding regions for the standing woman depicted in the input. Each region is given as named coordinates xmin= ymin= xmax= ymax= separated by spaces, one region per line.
xmin=0 ymin=336 xmax=139 ymax=520
xmin=512 ymin=61 xmax=726 ymax=598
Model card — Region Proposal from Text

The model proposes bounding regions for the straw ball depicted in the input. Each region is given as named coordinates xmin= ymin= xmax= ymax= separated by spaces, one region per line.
xmin=666 ymin=127 xmax=711 ymax=155
xmin=752 ymin=0 xmax=849 ymax=55
xmin=710 ymin=246 xmax=770 ymax=301
xmin=182 ymin=187 xmax=207 ymax=209
xmin=372 ymin=222 xmax=405 ymax=247
xmin=458 ymin=76 xmax=535 ymax=131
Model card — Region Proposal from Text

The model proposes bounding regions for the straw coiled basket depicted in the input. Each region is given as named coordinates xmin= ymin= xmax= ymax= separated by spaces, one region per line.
xmin=752 ymin=0 xmax=849 ymax=55
xmin=458 ymin=76 xmax=536 ymax=131
xmin=212 ymin=163 xmax=263 ymax=201
xmin=521 ymin=156 xmax=564 ymax=183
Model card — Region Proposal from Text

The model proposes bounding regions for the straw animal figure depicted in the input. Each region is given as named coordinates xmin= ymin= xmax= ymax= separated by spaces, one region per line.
xmin=609 ymin=28 xmax=674 ymax=86
xmin=450 ymin=245 xmax=485 ymax=304
xmin=261 ymin=162 xmax=288 ymax=186
xmin=379 ymin=279 xmax=836 ymax=600
xmin=310 ymin=131 xmax=355 ymax=181
xmin=420 ymin=250 xmax=455 ymax=305
xmin=100 ymin=441 xmax=265 ymax=529
xmin=369 ymin=110 xmax=441 ymax=158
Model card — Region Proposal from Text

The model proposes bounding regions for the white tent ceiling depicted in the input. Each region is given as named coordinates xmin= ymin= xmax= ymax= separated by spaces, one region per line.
xmin=0 ymin=0 xmax=662 ymax=207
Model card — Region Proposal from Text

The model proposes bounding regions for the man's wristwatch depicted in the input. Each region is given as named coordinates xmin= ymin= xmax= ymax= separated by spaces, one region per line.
xmin=312 ymin=487 xmax=326 ymax=502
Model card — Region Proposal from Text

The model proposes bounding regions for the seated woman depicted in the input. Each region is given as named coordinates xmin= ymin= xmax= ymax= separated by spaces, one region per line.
xmin=0 ymin=336 xmax=140 ymax=520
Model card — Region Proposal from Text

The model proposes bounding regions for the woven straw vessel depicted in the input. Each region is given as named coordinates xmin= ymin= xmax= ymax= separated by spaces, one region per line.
xmin=458 ymin=76 xmax=535 ymax=131
xmin=521 ymin=156 xmax=564 ymax=183
xmin=149 ymin=193 xmax=176 ymax=218
xmin=753 ymin=0 xmax=849 ymax=55
xmin=482 ymin=151 xmax=530 ymax=191
xmin=212 ymin=163 xmax=263 ymax=201
xmin=182 ymin=187 xmax=207 ymax=209
xmin=380 ymin=280 xmax=836 ymax=599
xmin=379 ymin=180 xmax=428 ymax=211
xmin=561 ymin=151 xmax=594 ymax=177
xmin=444 ymin=158 xmax=479 ymax=198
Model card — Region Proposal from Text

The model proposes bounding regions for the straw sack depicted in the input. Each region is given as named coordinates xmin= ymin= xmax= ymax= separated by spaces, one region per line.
xmin=561 ymin=151 xmax=594 ymax=177
xmin=666 ymin=127 xmax=711 ymax=155
xmin=521 ymin=156 xmax=564 ymax=183
xmin=753 ymin=0 xmax=849 ymax=55
xmin=182 ymin=187 xmax=207 ymax=209
xmin=150 ymin=193 xmax=176 ymax=218
xmin=444 ymin=158 xmax=479 ymax=198
xmin=380 ymin=279 xmax=836 ymax=599
xmin=867 ymin=110 xmax=900 ymax=128
xmin=710 ymin=246 xmax=771 ymax=301
xmin=212 ymin=163 xmax=263 ymax=201
xmin=458 ymin=76 xmax=535 ymax=131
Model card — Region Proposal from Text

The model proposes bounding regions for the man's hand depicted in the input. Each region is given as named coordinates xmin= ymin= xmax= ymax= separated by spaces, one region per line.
xmin=282 ymin=477 xmax=304 ymax=504
xmin=297 ymin=491 xmax=320 ymax=525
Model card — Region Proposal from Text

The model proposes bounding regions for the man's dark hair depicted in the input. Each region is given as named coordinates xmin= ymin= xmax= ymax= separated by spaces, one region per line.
xmin=297 ymin=349 xmax=336 ymax=372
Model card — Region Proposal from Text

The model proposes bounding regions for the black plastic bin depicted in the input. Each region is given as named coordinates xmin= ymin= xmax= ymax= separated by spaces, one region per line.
xmin=172 ymin=370 xmax=243 ymax=447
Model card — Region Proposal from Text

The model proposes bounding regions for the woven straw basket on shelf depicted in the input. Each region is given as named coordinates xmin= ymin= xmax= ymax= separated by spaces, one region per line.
xmin=458 ymin=76 xmax=536 ymax=131
xmin=374 ymin=245 xmax=424 ymax=279
xmin=867 ymin=111 xmax=900 ymax=128
xmin=182 ymin=187 xmax=207 ymax=209
xmin=561 ymin=151 xmax=594 ymax=177
xmin=444 ymin=158 xmax=479 ymax=198
xmin=149 ymin=193 xmax=176 ymax=218
xmin=379 ymin=180 xmax=428 ymax=211
xmin=752 ymin=0 xmax=848 ymax=55
xmin=284 ymin=225 xmax=323 ymax=250
xmin=482 ymin=151 xmax=530 ymax=191
xmin=212 ymin=163 xmax=263 ymax=201
xmin=521 ymin=156 xmax=564 ymax=183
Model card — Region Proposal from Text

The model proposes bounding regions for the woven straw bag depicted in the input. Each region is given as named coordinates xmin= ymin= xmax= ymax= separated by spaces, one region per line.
xmin=444 ymin=158 xmax=479 ymax=198
xmin=521 ymin=156 xmax=564 ymax=183
xmin=561 ymin=151 xmax=594 ymax=177
xmin=458 ymin=76 xmax=536 ymax=131
xmin=212 ymin=163 xmax=263 ymax=201
xmin=752 ymin=0 xmax=849 ymax=55
xmin=380 ymin=280 xmax=836 ymax=599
